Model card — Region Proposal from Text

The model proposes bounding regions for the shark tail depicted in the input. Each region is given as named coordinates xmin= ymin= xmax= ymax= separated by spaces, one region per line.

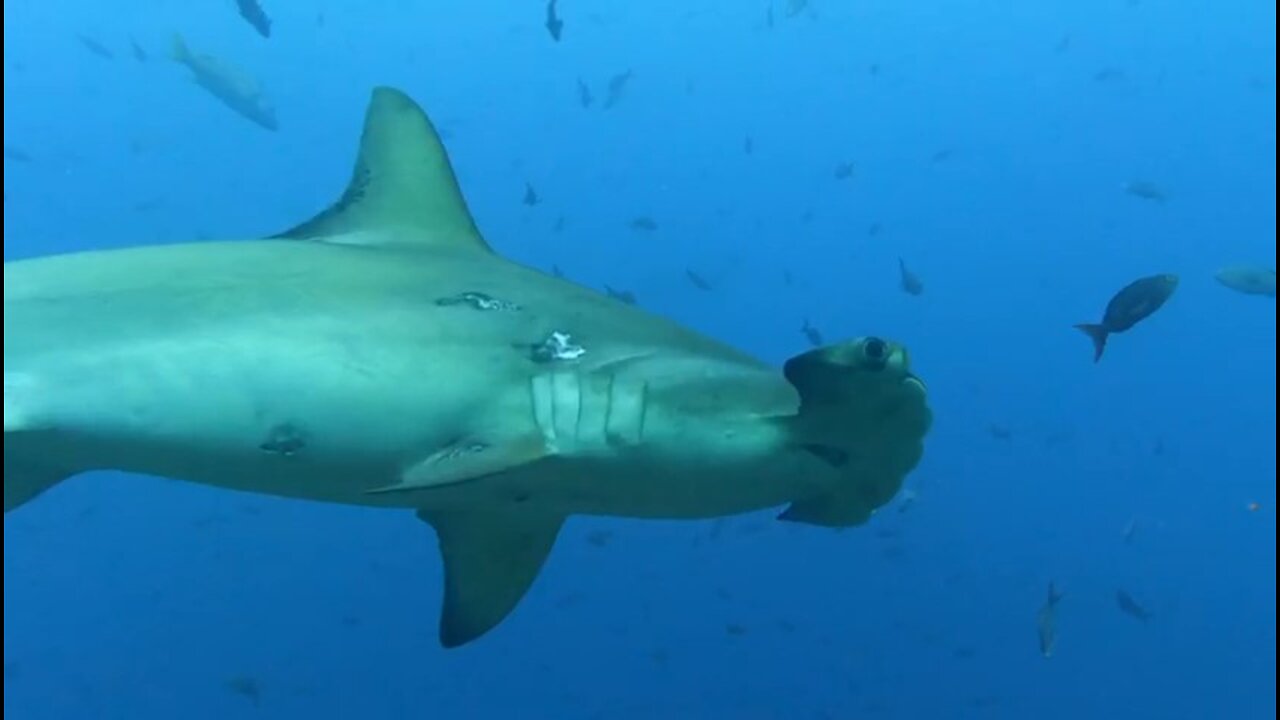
xmin=775 ymin=338 xmax=931 ymax=528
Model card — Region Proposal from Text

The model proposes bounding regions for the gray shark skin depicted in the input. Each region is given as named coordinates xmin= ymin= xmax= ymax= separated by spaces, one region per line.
xmin=3 ymin=87 xmax=932 ymax=648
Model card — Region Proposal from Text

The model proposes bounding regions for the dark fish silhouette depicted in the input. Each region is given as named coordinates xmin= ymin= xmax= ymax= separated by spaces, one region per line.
xmin=629 ymin=216 xmax=657 ymax=231
xmin=1124 ymin=180 xmax=1166 ymax=203
xmin=1115 ymin=589 xmax=1152 ymax=621
xmin=1122 ymin=517 xmax=1138 ymax=544
xmin=833 ymin=161 xmax=854 ymax=180
xmin=235 ymin=0 xmax=272 ymax=38
xmin=545 ymin=0 xmax=563 ymax=42
xmin=225 ymin=674 xmax=262 ymax=706
xmin=1094 ymin=67 xmax=1125 ymax=83
xmin=576 ymin=78 xmax=594 ymax=107
xmin=1074 ymin=274 xmax=1178 ymax=362
xmin=170 ymin=33 xmax=278 ymax=131
xmin=603 ymin=285 xmax=637 ymax=305
xmin=1037 ymin=582 xmax=1065 ymax=658
xmin=77 ymin=35 xmax=114 ymax=60
xmin=743 ymin=136 xmax=754 ymax=155
xmin=129 ymin=37 xmax=148 ymax=62
xmin=522 ymin=182 xmax=540 ymax=206
xmin=4 ymin=146 xmax=32 ymax=163
xmin=898 ymin=258 xmax=923 ymax=296
xmin=800 ymin=319 xmax=823 ymax=347
xmin=685 ymin=270 xmax=713 ymax=291
xmin=1214 ymin=265 xmax=1275 ymax=298
xmin=603 ymin=69 xmax=633 ymax=110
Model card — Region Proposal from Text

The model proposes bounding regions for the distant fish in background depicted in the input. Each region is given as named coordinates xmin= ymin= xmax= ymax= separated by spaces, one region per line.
xmin=1094 ymin=67 xmax=1125 ymax=83
xmin=685 ymin=269 xmax=713 ymax=291
xmin=785 ymin=0 xmax=810 ymax=18
xmin=800 ymin=319 xmax=823 ymax=347
xmin=898 ymin=258 xmax=923 ymax=296
xmin=896 ymin=488 xmax=918 ymax=513
xmin=545 ymin=0 xmax=563 ymax=42
xmin=602 ymin=69 xmax=633 ymax=110
xmin=1123 ymin=179 xmax=1167 ymax=204
xmin=743 ymin=136 xmax=754 ymax=155
xmin=170 ymin=33 xmax=278 ymax=131
xmin=576 ymin=78 xmax=594 ymax=107
xmin=1214 ymin=265 xmax=1275 ymax=298
xmin=986 ymin=423 xmax=1012 ymax=440
xmin=603 ymin=285 xmax=638 ymax=305
xmin=629 ymin=216 xmax=657 ymax=232
xmin=235 ymin=0 xmax=273 ymax=39
xmin=1037 ymin=582 xmax=1065 ymax=658
xmin=1073 ymin=274 xmax=1178 ymax=362
xmin=1122 ymin=517 xmax=1138 ymax=544
xmin=77 ymin=35 xmax=114 ymax=60
xmin=522 ymin=182 xmax=540 ymax=206
xmin=833 ymin=161 xmax=855 ymax=180
xmin=4 ymin=146 xmax=33 ymax=163
xmin=1115 ymin=589 xmax=1152 ymax=621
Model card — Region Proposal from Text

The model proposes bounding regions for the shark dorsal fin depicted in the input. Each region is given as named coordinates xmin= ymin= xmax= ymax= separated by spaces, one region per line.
xmin=273 ymin=86 xmax=491 ymax=253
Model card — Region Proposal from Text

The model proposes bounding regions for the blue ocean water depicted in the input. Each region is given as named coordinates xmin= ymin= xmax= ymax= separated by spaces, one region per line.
xmin=3 ymin=1 xmax=1275 ymax=718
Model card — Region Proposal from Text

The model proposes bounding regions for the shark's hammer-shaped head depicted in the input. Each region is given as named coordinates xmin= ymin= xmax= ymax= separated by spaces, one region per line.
xmin=776 ymin=337 xmax=931 ymax=527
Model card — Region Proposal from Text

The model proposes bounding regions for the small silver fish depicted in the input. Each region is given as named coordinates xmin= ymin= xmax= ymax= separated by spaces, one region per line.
xmin=1037 ymin=582 xmax=1065 ymax=658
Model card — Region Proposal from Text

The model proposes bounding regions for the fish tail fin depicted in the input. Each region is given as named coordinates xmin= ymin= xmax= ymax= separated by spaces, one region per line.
xmin=1047 ymin=581 xmax=1065 ymax=607
xmin=169 ymin=33 xmax=190 ymax=64
xmin=1073 ymin=323 xmax=1109 ymax=362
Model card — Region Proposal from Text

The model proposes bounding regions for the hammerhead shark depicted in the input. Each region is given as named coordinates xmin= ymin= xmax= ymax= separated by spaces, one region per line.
xmin=3 ymin=87 xmax=931 ymax=648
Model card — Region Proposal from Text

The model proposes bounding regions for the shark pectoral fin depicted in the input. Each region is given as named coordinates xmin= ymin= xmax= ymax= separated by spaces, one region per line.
xmin=272 ymin=87 xmax=492 ymax=254
xmin=4 ymin=459 xmax=70 ymax=513
xmin=417 ymin=507 xmax=565 ymax=648
xmin=366 ymin=436 xmax=549 ymax=496
xmin=4 ymin=434 xmax=73 ymax=513
xmin=778 ymin=490 xmax=873 ymax=528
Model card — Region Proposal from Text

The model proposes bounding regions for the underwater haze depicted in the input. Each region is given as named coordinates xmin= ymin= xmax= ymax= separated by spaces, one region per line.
xmin=3 ymin=1 xmax=1276 ymax=719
